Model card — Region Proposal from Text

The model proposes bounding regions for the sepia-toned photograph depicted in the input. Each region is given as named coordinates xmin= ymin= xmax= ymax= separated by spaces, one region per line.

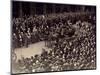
xmin=11 ymin=0 xmax=96 ymax=74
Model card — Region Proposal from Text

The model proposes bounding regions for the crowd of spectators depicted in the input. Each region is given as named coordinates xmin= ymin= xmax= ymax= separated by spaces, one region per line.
xmin=12 ymin=12 xmax=96 ymax=73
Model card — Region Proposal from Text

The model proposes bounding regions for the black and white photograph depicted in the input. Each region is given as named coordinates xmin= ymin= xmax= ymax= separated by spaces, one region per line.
xmin=11 ymin=0 xmax=96 ymax=74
